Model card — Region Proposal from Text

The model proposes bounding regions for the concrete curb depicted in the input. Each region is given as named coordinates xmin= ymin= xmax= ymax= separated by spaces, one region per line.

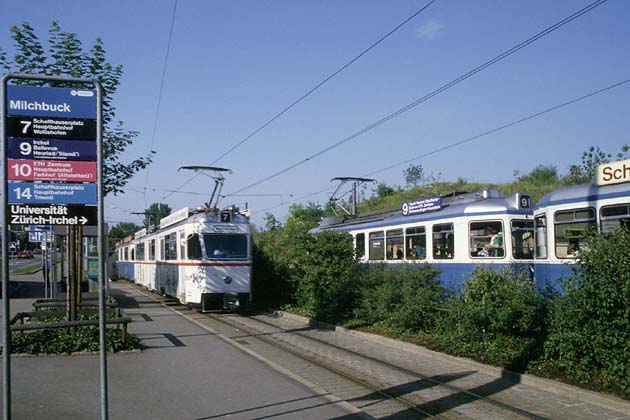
xmin=274 ymin=310 xmax=630 ymax=416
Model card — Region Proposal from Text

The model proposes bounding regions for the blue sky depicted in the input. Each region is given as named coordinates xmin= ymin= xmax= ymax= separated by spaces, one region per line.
xmin=2 ymin=0 xmax=628 ymax=228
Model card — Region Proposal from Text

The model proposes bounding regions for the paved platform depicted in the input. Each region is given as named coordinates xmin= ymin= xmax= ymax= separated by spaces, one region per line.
xmin=0 ymin=274 xmax=363 ymax=420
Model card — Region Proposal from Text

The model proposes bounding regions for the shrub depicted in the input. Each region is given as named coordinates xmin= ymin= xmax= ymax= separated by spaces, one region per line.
xmin=541 ymin=228 xmax=630 ymax=397
xmin=434 ymin=266 xmax=548 ymax=370
xmin=11 ymin=326 xmax=138 ymax=355
xmin=295 ymin=231 xmax=359 ymax=322
xmin=353 ymin=264 xmax=444 ymax=333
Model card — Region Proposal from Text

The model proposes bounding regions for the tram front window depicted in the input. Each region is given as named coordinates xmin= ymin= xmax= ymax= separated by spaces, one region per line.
xmin=203 ymin=234 xmax=248 ymax=259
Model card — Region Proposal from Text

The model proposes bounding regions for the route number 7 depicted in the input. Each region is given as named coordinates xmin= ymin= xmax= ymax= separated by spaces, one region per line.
xmin=20 ymin=120 xmax=32 ymax=134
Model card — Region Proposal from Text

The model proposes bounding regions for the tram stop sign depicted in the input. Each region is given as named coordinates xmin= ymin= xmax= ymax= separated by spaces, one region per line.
xmin=4 ymin=83 xmax=99 ymax=226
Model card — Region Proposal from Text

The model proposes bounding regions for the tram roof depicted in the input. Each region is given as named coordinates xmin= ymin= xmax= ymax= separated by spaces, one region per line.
xmin=313 ymin=190 xmax=531 ymax=233
xmin=533 ymin=182 xmax=630 ymax=211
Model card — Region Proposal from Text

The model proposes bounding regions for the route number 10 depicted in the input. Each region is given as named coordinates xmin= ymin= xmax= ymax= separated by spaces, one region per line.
xmin=10 ymin=162 xmax=32 ymax=178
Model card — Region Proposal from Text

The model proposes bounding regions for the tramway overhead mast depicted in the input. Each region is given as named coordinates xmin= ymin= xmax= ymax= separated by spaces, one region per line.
xmin=329 ymin=177 xmax=376 ymax=217
xmin=179 ymin=166 xmax=232 ymax=209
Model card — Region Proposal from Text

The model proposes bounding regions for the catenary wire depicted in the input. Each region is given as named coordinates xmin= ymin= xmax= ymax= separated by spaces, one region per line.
xmin=227 ymin=0 xmax=608 ymax=197
xmin=254 ymin=78 xmax=629 ymax=214
xmin=162 ymin=0 xmax=439 ymax=199
xmin=142 ymin=0 xmax=178 ymax=206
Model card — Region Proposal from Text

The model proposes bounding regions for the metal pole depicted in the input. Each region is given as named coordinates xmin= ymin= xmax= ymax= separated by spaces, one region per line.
xmin=43 ymin=239 xmax=48 ymax=300
xmin=95 ymin=80 xmax=108 ymax=420
xmin=1 ymin=73 xmax=13 ymax=420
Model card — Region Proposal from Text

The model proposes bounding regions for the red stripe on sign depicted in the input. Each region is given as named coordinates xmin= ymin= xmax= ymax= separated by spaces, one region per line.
xmin=8 ymin=159 xmax=97 ymax=182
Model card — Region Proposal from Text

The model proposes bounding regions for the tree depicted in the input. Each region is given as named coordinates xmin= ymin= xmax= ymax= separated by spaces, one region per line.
xmin=0 ymin=21 xmax=153 ymax=195
xmin=286 ymin=202 xmax=325 ymax=228
xmin=404 ymin=164 xmax=424 ymax=188
xmin=264 ymin=212 xmax=281 ymax=231
xmin=109 ymin=222 xmax=141 ymax=248
xmin=144 ymin=202 xmax=172 ymax=227
xmin=565 ymin=146 xmax=611 ymax=184
xmin=515 ymin=164 xmax=559 ymax=185
xmin=374 ymin=182 xmax=395 ymax=198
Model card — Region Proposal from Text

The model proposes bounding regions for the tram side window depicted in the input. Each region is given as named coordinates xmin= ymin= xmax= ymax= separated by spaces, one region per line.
xmin=136 ymin=243 xmax=145 ymax=261
xmin=600 ymin=204 xmax=630 ymax=233
xmin=165 ymin=234 xmax=178 ymax=260
xmin=368 ymin=231 xmax=384 ymax=260
xmin=179 ymin=231 xmax=185 ymax=260
xmin=355 ymin=233 xmax=365 ymax=259
xmin=469 ymin=221 xmax=504 ymax=258
xmin=535 ymin=215 xmax=547 ymax=259
xmin=386 ymin=229 xmax=404 ymax=260
xmin=405 ymin=226 xmax=426 ymax=260
xmin=187 ymin=234 xmax=202 ymax=260
xmin=149 ymin=239 xmax=156 ymax=260
xmin=511 ymin=220 xmax=534 ymax=259
xmin=554 ymin=208 xmax=595 ymax=258
xmin=433 ymin=223 xmax=454 ymax=260
xmin=123 ymin=248 xmax=129 ymax=261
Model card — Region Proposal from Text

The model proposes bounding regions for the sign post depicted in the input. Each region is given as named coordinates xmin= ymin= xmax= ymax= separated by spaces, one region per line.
xmin=1 ymin=74 xmax=106 ymax=420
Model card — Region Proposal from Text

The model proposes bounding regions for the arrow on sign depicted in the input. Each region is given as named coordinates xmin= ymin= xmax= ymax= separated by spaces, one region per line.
xmin=80 ymin=216 xmax=88 ymax=225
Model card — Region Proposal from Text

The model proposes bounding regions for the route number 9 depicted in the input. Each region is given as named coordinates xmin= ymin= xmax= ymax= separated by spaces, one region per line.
xmin=20 ymin=142 xmax=32 ymax=156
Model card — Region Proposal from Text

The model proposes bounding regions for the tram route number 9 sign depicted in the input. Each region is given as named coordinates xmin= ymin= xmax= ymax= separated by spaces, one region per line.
xmin=3 ymin=84 xmax=99 ymax=226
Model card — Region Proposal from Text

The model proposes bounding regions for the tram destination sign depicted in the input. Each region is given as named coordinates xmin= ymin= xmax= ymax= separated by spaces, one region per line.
xmin=401 ymin=197 xmax=443 ymax=216
xmin=10 ymin=204 xmax=97 ymax=226
xmin=8 ymin=137 xmax=97 ymax=161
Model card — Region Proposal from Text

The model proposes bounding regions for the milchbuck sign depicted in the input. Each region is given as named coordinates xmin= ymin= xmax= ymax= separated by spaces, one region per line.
xmin=1 ymin=74 xmax=108 ymax=420
xmin=5 ymin=84 xmax=98 ymax=225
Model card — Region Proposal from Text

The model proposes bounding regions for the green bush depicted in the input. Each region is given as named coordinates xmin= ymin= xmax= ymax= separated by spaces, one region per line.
xmin=12 ymin=326 xmax=138 ymax=355
xmin=294 ymin=231 xmax=359 ymax=322
xmin=353 ymin=264 xmax=444 ymax=333
xmin=434 ymin=266 xmax=548 ymax=370
xmin=540 ymin=228 xmax=630 ymax=397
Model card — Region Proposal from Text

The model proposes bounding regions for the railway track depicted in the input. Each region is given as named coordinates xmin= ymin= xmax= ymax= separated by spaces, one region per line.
xmin=209 ymin=310 xmax=545 ymax=420
xmin=145 ymin=292 xmax=548 ymax=420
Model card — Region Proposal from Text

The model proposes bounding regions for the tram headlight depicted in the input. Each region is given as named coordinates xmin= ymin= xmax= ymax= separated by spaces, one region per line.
xmin=223 ymin=276 xmax=233 ymax=284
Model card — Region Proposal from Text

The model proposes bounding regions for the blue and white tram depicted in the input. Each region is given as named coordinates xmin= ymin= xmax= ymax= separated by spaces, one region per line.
xmin=532 ymin=181 xmax=630 ymax=290
xmin=115 ymin=206 xmax=252 ymax=310
xmin=313 ymin=189 xmax=535 ymax=290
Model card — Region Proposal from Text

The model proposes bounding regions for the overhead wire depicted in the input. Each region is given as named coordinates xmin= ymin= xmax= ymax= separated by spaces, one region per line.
xmin=163 ymin=0 xmax=439 ymax=199
xmin=227 ymin=0 xmax=608 ymax=197
xmin=254 ymin=78 xmax=629 ymax=214
xmin=142 ymin=0 xmax=179 ymax=206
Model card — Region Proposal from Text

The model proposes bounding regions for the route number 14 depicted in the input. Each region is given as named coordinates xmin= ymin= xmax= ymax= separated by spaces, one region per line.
xmin=12 ymin=186 xmax=32 ymax=200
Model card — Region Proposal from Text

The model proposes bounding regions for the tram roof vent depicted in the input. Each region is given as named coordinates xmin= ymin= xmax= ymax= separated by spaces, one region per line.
xmin=480 ymin=189 xmax=504 ymax=200
xmin=320 ymin=216 xmax=345 ymax=227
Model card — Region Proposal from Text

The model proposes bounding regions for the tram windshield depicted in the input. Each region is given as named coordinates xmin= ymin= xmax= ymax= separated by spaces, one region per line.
xmin=203 ymin=234 xmax=248 ymax=259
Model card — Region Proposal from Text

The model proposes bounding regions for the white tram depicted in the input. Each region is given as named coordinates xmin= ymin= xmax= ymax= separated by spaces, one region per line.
xmin=312 ymin=189 xmax=535 ymax=290
xmin=115 ymin=206 xmax=252 ymax=311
